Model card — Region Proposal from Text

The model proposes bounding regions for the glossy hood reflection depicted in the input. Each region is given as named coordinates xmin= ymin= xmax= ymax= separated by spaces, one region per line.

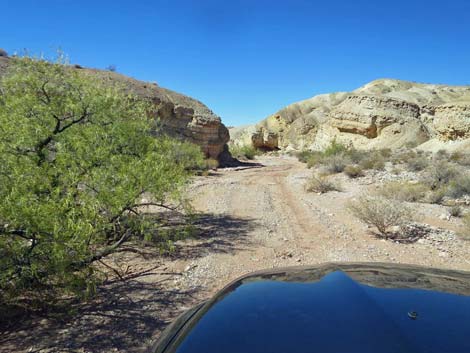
xmin=163 ymin=263 xmax=470 ymax=353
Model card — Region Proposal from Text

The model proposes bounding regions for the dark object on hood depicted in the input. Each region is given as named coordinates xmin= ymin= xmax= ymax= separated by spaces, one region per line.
xmin=151 ymin=262 xmax=470 ymax=353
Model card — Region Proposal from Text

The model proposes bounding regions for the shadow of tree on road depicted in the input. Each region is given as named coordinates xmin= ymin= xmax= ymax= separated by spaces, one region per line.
xmin=0 ymin=213 xmax=257 ymax=353
xmin=169 ymin=213 xmax=258 ymax=260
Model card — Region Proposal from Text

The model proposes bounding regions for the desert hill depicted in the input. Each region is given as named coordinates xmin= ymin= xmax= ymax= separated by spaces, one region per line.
xmin=231 ymin=78 xmax=470 ymax=152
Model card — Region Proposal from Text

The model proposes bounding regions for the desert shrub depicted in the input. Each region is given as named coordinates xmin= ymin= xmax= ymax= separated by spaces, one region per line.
xmin=0 ymin=55 xmax=203 ymax=304
xmin=323 ymin=139 xmax=348 ymax=157
xmin=347 ymin=148 xmax=368 ymax=164
xmin=306 ymin=175 xmax=341 ymax=193
xmin=391 ymin=149 xmax=417 ymax=164
xmin=378 ymin=148 xmax=393 ymax=159
xmin=446 ymin=174 xmax=470 ymax=198
xmin=359 ymin=152 xmax=386 ymax=170
xmin=376 ymin=182 xmax=428 ymax=202
xmin=406 ymin=155 xmax=429 ymax=172
xmin=425 ymin=161 xmax=461 ymax=189
xmin=449 ymin=205 xmax=463 ymax=218
xmin=405 ymin=141 xmax=419 ymax=149
xmin=344 ymin=165 xmax=364 ymax=178
xmin=306 ymin=152 xmax=324 ymax=168
xmin=450 ymin=152 xmax=470 ymax=167
xmin=348 ymin=196 xmax=415 ymax=236
xmin=230 ymin=144 xmax=260 ymax=160
xmin=296 ymin=150 xmax=314 ymax=163
xmin=323 ymin=153 xmax=350 ymax=174
xmin=425 ymin=187 xmax=448 ymax=204
xmin=434 ymin=149 xmax=449 ymax=161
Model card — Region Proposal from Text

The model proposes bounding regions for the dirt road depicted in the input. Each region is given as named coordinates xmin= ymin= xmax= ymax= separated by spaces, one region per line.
xmin=183 ymin=155 xmax=470 ymax=294
xmin=3 ymin=155 xmax=470 ymax=353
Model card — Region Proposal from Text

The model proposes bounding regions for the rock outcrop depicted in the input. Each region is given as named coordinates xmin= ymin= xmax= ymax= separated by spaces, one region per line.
xmin=0 ymin=56 xmax=230 ymax=162
xmin=232 ymin=79 xmax=470 ymax=152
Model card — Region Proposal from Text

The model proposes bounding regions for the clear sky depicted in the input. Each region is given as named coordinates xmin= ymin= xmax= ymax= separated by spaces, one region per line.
xmin=2 ymin=0 xmax=470 ymax=126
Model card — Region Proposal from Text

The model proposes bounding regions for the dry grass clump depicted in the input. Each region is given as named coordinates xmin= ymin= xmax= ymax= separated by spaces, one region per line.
xmin=376 ymin=181 xmax=428 ymax=202
xmin=434 ymin=149 xmax=449 ymax=161
xmin=425 ymin=187 xmax=447 ymax=204
xmin=306 ymin=175 xmax=341 ymax=193
xmin=406 ymin=155 xmax=429 ymax=172
xmin=424 ymin=161 xmax=461 ymax=190
xmin=296 ymin=150 xmax=317 ymax=164
xmin=449 ymin=205 xmax=463 ymax=218
xmin=343 ymin=165 xmax=364 ymax=178
xmin=450 ymin=152 xmax=470 ymax=167
xmin=323 ymin=154 xmax=350 ymax=174
xmin=391 ymin=149 xmax=418 ymax=164
xmin=306 ymin=152 xmax=324 ymax=168
xmin=359 ymin=152 xmax=386 ymax=170
xmin=348 ymin=195 xmax=415 ymax=236
xmin=447 ymin=174 xmax=470 ymax=198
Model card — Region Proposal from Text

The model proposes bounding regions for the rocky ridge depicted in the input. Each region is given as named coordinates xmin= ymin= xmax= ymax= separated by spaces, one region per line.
xmin=231 ymin=79 xmax=470 ymax=152
xmin=0 ymin=52 xmax=231 ymax=162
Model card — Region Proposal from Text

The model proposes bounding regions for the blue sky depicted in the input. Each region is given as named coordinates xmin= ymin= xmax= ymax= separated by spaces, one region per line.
xmin=2 ymin=0 xmax=470 ymax=126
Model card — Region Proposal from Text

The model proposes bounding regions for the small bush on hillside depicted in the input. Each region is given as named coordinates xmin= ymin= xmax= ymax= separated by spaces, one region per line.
xmin=391 ymin=149 xmax=417 ymax=165
xmin=296 ymin=150 xmax=314 ymax=163
xmin=425 ymin=187 xmax=448 ymax=204
xmin=378 ymin=148 xmax=393 ymax=159
xmin=377 ymin=182 xmax=428 ymax=202
xmin=344 ymin=165 xmax=364 ymax=178
xmin=323 ymin=153 xmax=350 ymax=174
xmin=449 ymin=205 xmax=463 ymax=218
xmin=405 ymin=141 xmax=419 ymax=149
xmin=323 ymin=139 xmax=348 ymax=157
xmin=406 ymin=155 xmax=429 ymax=172
xmin=306 ymin=175 xmax=341 ymax=193
xmin=450 ymin=152 xmax=470 ymax=167
xmin=359 ymin=152 xmax=386 ymax=170
xmin=434 ymin=149 xmax=449 ymax=161
xmin=347 ymin=148 xmax=368 ymax=164
xmin=447 ymin=174 xmax=470 ymax=198
xmin=306 ymin=152 xmax=325 ymax=168
xmin=425 ymin=161 xmax=461 ymax=189
xmin=348 ymin=195 xmax=415 ymax=236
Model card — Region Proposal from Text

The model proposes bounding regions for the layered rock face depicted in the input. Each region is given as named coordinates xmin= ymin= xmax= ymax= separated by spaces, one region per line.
xmin=0 ymin=55 xmax=230 ymax=162
xmin=232 ymin=79 xmax=470 ymax=152
xmin=429 ymin=103 xmax=470 ymax=140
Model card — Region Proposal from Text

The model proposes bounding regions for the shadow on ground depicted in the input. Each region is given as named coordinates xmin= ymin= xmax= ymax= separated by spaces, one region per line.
xmin=221 ymin=158 xmax=265 ymax=170
xmin=0 ymin=213 xmax=257 ymax=353
xmin=169 ymin=213 xmax=258 ymax=260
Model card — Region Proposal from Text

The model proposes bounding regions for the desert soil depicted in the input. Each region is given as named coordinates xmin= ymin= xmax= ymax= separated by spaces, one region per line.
xmin=2 ymin=155 xmax=470 ymax=353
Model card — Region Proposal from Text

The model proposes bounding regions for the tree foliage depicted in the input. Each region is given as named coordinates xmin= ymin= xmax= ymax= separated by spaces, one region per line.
xmin=0 ymin=56 xmax=203 ymax=303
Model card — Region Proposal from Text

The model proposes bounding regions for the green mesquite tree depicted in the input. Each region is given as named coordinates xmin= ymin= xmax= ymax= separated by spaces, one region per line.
xmin=0 ymin=56 xmax=203 ymax=302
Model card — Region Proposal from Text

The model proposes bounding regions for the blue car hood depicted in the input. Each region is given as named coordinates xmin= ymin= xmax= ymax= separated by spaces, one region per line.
xmin=157 ymin=263 xmax=470 ymax=353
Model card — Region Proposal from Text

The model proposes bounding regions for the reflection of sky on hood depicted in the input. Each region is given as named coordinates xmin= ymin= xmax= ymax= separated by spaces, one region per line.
xmin=171 ymin=271 xmax=470 ymax=353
